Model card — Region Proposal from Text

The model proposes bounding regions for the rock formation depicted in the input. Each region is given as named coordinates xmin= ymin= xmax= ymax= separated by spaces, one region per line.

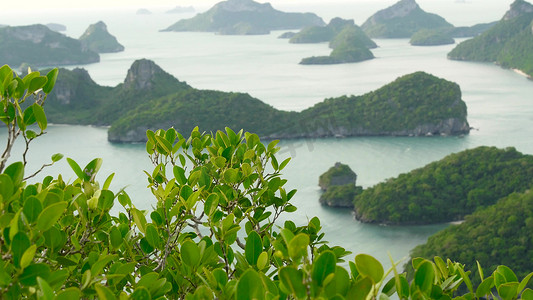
xmin=79 ymin=21 xmax=124 ymax=53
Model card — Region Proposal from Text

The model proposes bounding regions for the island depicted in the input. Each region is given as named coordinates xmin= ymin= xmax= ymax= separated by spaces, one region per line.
xmin=353 ymin=146 xmax=533 ymax=225
xmin=294 ymin=18 xmax=377 ymax=65
xmin=409 ymin=29 xmax=455 ymax=46
xmin=40 ymin=59 xmax=470 ymax=142
xmin=166 ymin=6 xmax=195 ymax=14
xmin=160 ymin=0 xmax=325 ymax=35
xmin=45 ymin=23 xmax=67 ymax=32
xmin=448 ymin=0 xmax=533 ymax=78
xmin=136 ymin=9 xmax=152 ymax=15
xmin=361 ymin=0 xmax=453 ymax=38
xmin=0 ymin=24 xmax=99 ymax=67
xmin=409 ymin=190 xmax=533 ymax=289
xmin=79 ymin=21 xmax=124 ymax=53
xmin=318 ymin=163 xmax=362 ymax=208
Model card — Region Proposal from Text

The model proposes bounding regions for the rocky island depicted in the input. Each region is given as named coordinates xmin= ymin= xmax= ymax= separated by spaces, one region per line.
xmin=318 ymin=163 xmax=362 ymax=208
xmin=0 ymin=24 xmax=99 ymax=67
xmin=448 ymin=0 xmax=533 ymax=78
xmin=361 ymin=0 xmax=453 ymax=38
xmin=353 ymin=146 xmax=533 ymax=225
xmin=161 ymin=0 xmax=325 ymax=35
xmin=79 ymin=21 xmax=124 ymax=53
xmin=41 ymin=59 xmax=470 ymax=142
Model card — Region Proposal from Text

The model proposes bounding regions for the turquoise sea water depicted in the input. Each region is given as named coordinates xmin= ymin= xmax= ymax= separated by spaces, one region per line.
xmin=1 ymin=1 xmax=533 ymax=266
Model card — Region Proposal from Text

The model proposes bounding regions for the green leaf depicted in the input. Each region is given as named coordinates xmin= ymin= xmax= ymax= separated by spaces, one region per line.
xmin=20 ymin=244 xmax=37 ymax=269
xmin=522 ymin=288 xmax=533 ymax=300
xmin=145 ymin=224 xmax=161 ymax=249
xmin=355 ymin=254 xmax=384 ymax=284
xmin=95 ymin=284 xmax=117 ymax=300
xmin=245 ymin=231 xmax=263 ymax=265
xmin=83 ymin=158 xmax=103 ymax=182
xmin=155 ymin=135 xmax=172 ymax=155
xmin=91 ymin=254 xmax=116 ymax=276
xmin=223 ymin=168 xmax=239 ymax=183
xmin=204 ymin=193 xmax=219 ymax=216
xmin=36 ymin=201 xmax=67 ymax=232
xmin=173 ymin=166 xmax=187 ymax=185
xmin=476 ymin=276 xmax=494 ymax=298
xmin=97 ymin=190 xmax=114 ymax=211
xmin=279 ymin=267 xmax=306 ymax=299
xmin=518 ymin=272 xmax=533 ymax=294
xmin=497 ymin=265 xmax=518 ymax=283
xmin=288 ymin=233 xmax=309 ymax=260
xmin=67 ymin=158 xmax=87 ymax=181
xmin=11 ymin=232 xmax=31 ymax=268
xmin=102 ymin=173 xmax=115 ymax=190
xmin=257 ymin=251 xmax=269 ymax=270
xmin=51 ymin=153 xmax=63 ymax=162
xmin=0 ymin=174 xmax=14 ymax=201
xmin=311 ymin=250 xmax=336 ymax=286
xmin=28 ymin=76 xmax=47 ymax=94
xmin=55 ymin=287 xmax=81 ymax=300
xmin=414 ymin=260 xmax=435 ymax=294
xmin=32 ymin=103 xmax=47 ymax=131
xmin=19 ymin=263 xmax=51 ymax=286
xmin=131 ymin=286 xmax=151 ymax=300
xmin=37 ymin=277 xmax=54 ymax=300
xmin=110 ymin=226 xmax=123 ymax=249
xmin=131 ymin=208 xmax=147 ymax=234
xmin=498 ymin=282 xmax=519 ymax=300
xmin=236 ymin=269 xmax=265 ymax=300
xmin=43 ymin=68 xmax=58 ymax=94
xmin=348 ymin=276 xmax=373 ymax=300
xmin=4 ymin=161 xmax=24 ymax=188
xmin=181 ymin=240 xmax=201 ymax=268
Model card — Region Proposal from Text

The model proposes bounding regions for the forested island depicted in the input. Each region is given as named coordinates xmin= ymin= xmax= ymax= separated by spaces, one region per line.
xmin=41 ymin=59 xmax=470 ymax=142
xmin=161 ymin=0 xmax=325 ymax=35
xmin=409 ymin=190 xmax=533 ymax=289
xmin=79 ymin=21 xmax=124 ymax=53
xmin=318 ymin=163 xmax=362 ymax=208
xmin=0 ymin=24 xmax=99 ymax=67
xmin=409 ymin=29 xmax=455 ymax=46
xmin=448 ymin=0 xmax=533 ymax=78
xmin=286 ymin=18 xmax=377 ymax=65
xmin=352 ymin=146 xmax=533 ymax=225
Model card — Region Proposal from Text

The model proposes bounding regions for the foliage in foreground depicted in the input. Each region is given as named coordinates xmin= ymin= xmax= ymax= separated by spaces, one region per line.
xmin=2 ymin=64 xmax=533 ymax=299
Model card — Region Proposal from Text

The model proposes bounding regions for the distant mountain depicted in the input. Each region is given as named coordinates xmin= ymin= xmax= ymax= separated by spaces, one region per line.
xmin=42 ymin=60 xmax=469 ymax=143
xmin=45 ymin=23 xmax=66 ymax=32
xmin=136 ymin=9 xmax=152 ymax=15
xmin=79 ymin=21 xmax=124 ymax=53
xmin=361 ymin=0 xmax=453 ymax=38
xmin=353 ymin=146 xmax=533 ymax=225
xmin=448 ymin=0 xmax=533 ymax=78
xmin=161 ymin=0 xmax=325 ymax=35
xmin=0 ymin=24 xmax=99 ymax=67
xmin=166 ymin=6 xmax=195 ymax=14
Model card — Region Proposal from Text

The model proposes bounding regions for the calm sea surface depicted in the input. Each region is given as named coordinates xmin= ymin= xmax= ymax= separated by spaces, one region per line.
xmin=1 ymin=1 xmax=532 ymax=267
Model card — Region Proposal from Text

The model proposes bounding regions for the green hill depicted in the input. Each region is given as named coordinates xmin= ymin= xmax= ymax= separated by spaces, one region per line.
xmin=0 ymin=24 xmax=99 ymax=67
xmin=79 ymin=21 xmax=124 ymax=53
xmin=297 ymin=19 xmax=377 ymax=65
xmin=41 ymin=60 xmax=470 ymax=142
xmin=361 ymin=0 xmax=453 ymax=38
xmin=353 ymin=146 xmax=533 ymax=225
xmin=161 ymin=0 xmax=324 ymax=35
xmin=409 ymin=190 xmax=533 ymax=288
xmin=448 ymin=0 xmax=533 ymax=78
